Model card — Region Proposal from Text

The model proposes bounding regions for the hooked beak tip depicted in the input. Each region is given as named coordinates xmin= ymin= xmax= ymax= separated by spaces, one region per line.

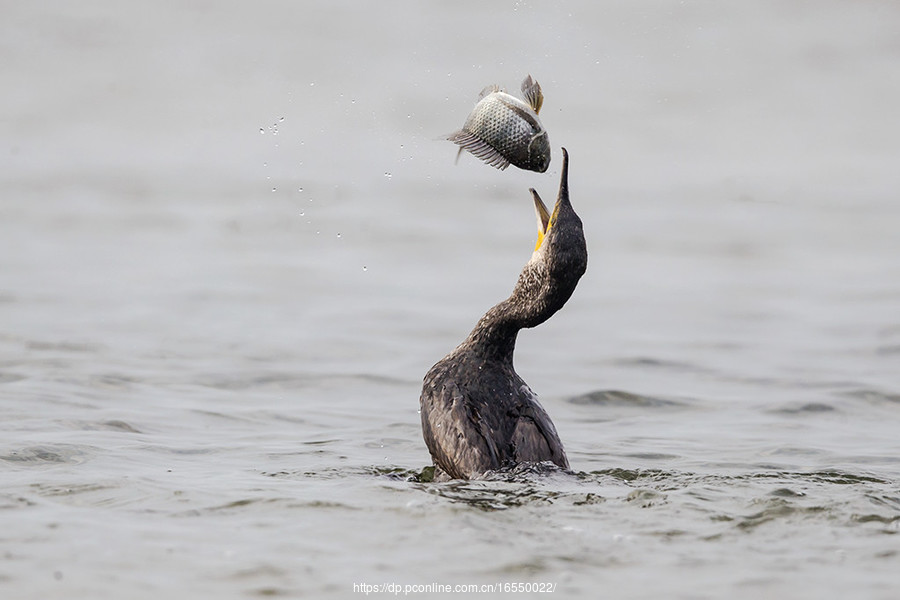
xmin=558 ymin=147 xmax=570 ymax=202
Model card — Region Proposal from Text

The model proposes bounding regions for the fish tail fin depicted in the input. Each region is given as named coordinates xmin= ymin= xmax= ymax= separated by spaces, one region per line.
xmin=521 ymin=75 xmax=544 ymax=114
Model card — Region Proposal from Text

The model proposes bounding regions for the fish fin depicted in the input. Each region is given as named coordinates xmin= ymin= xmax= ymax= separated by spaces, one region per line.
xmin=477 ymin=84 xmax=502 ymax=100
xmin=447 ymin=130 xmax=511 ymax=171
xmin=521 ymin=75 xmax=544 ymax=114
xmin=454 ymin=145 xmax=464 ymax=165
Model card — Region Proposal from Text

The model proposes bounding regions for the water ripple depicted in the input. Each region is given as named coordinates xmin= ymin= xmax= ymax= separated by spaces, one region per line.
xmin=0 ymin=444 xmax=94 ymax=465
xmin=566 ymin=389 xmax=688 ymax=408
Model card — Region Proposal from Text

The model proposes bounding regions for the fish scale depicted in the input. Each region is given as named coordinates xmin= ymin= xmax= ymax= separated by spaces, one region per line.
xmin=464 ymin=98 xmax=533 ymax=161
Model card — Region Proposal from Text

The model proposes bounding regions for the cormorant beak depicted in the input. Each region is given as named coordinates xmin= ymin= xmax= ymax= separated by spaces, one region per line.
xmin=530 ymin=188 xmax=551 ymax=251
xmin=529 ymin=147 xmax=569 ymax=251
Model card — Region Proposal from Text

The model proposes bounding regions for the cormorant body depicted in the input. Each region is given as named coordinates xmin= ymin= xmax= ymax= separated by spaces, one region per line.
xmin=420 ymin=148 xmax=587 ymax=480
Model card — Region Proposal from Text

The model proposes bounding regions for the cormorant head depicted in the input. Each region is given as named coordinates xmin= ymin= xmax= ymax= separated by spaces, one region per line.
xmin=514 ymin=148 xmax=587 ymax=326
xmin=529 ymin=147 xmax=586 ymax=267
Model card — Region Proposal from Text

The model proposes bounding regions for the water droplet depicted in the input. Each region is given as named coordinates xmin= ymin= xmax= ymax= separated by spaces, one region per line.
xmin=336 ymin=232 xmax=341 ymax=239
xmin=263 ymin=162 xmax=267 ymax=167
xmin=316 ymin=230 xmax=320 ymax=235
xmin=298 ymin=187 xmax=303 ymax=193
xmin=259 ymin=128 xmax=265 ymax=134
xmin=384 ymin=172 xmax=392 ymax=179
xmin=299 ymin=211 xmax=305 ymax=216
xmin=362 ymin=266 xmax=368 ymax=272
xmin=279 ymin=116 xmax=284 ymax=122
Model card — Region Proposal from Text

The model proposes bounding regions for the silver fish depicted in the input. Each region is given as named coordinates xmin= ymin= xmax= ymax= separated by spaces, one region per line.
xmin=448 ymin=75 xmax=550 ymax=173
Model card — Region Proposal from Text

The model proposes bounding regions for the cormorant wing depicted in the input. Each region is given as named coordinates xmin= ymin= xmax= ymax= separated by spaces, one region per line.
xmin=511 ymin=387 xmax=569 ymax=469
xmin=420 ymin=379 xmax=501 ymax=479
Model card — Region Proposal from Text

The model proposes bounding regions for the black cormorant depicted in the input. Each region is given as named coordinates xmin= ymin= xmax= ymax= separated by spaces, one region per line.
xmin=420 ymin=148 xmax=587 ymax=480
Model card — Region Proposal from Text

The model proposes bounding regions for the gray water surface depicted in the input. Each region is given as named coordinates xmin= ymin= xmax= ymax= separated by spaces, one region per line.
xmin=2 ymin=2 xmax=900 ymax=599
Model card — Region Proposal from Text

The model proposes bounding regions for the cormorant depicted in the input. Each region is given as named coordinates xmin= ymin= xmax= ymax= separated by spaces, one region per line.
xmin=420 ymin=148 xmax=587 ymax=480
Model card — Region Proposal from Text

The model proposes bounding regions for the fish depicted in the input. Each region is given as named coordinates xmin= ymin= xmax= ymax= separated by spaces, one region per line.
xmin=447 ymin=75 xmax=551 ymax=173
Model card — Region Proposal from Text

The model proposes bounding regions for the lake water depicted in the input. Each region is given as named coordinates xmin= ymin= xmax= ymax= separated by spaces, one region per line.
xmin=2 ymin=1 xmax=899 ymax=598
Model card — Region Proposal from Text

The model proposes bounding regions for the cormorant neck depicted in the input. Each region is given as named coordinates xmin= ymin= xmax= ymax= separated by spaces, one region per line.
xmin=463 ymin=297 xmax=521 ymax=364
xmin=452 ymin=146 xmax=586 ymax=370
xmin=460 ymin=257 xmax=560 ymax=364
